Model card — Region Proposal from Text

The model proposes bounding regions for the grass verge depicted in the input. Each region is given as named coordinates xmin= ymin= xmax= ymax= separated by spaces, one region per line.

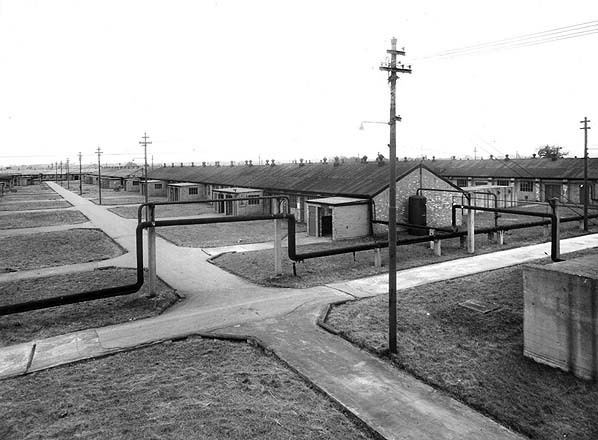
xmin=213 ymin=220 xmax=594 ymax=288
xmin=109 ymin=202 xmax=217 ymax=219
xmin=0 ymin=210 xmax=88 ymax=229
xmin=158 ymin=220 xmax=307 ymax=248
xmin=0 ymin=228 xmax=125 ymax=272
xmin=0 ymin=268 xmax=178 ymax=346
xmin=325 ymin=248 xmax=598 ymax=440
xmin=0 ymin=337 xmax=375 ymax=440
xmin=0 ymin=200 xmax=71 ymax=211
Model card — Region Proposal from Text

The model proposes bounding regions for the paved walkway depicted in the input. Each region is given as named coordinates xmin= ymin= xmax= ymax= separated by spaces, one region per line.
xmin=0 ymin=221 xmax=94 ymax=238
xmin=3 ymin=182 xmax=597 ymax=439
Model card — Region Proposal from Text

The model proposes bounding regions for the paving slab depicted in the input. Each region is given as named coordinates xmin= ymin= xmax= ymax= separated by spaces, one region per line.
xmin=28 ymin=330 xmax=103 ymax=373
xmin=0 ymin=343 xmax=33 ymax=379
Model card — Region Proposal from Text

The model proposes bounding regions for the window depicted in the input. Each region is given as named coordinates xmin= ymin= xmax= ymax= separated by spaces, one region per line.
xmin=496 ymin=179 xmax=510 ymax=186
xmin=132 ymin=180 xmax=139 ymax=186
xmin=519 ymin=180 xmax=533 ymax=192
xmin=474 ymin=181 xmax=488 ymax=186
xmin=154 ymin=183 xmax=162 ymax=189
xmin=456 ymin=178 xmax=468 ymax=187
xmin=189 ymin=187 xmax=198 ymax=195
xmin=248 ymin=195 xmax=260 ymax=205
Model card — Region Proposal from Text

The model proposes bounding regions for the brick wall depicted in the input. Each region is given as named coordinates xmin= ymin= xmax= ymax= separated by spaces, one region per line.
xmin=373 ymin=167 xmax=461 ymax=233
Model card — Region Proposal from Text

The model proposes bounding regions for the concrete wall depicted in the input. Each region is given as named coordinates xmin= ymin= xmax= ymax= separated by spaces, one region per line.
xmin=333 ymin=204 xmax=369 ymax=240
xmin=373 ymin=167 xmax=461 ymax=234
xmin=523 ymin=255 xmax=598 ymax=380
xmin=142 ymin=181 xmax=167 ymax=197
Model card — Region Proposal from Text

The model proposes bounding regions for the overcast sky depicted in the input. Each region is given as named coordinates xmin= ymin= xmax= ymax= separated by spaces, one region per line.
xmin=1 ymin=0 xmax=597 ymax=167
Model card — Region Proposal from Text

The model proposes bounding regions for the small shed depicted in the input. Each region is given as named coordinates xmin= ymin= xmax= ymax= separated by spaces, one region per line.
xmin=167 ymin=182 xmax=202 ymax=201
xmin=306 ymin=197 xmax=369 ymax=240
xmin=125 ymin=178 xmax=141 ymax=192
xmin=100 ymin=176 xmax=122 ymax=189
xmin=212 ymin=187 xmax=264 ymax=216
xmin=141 ymin=180 xmax=167 ymax=197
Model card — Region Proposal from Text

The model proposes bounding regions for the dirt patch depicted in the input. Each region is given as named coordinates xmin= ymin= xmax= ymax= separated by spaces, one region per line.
xmin=0 ymin=229 xmax=124 ymax=272
xmin=158 ymin=220 xmax=307 ymax=248
xmin=0 ymin=268 xmax=178 ymax=346
xmin=0 ymin=210 xmax=88 ymax=229
xmin=0 ymin=337 xmax=375 ymax=440
xmin=213 ymin=221 xmax=593 ymax=288
xmin=326 ymin=248 xmax=598 ymax=440
xmin=0 ymin=200 xmax=71 ymax=211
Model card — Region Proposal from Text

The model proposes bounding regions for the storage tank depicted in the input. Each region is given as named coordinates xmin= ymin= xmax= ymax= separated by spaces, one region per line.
xmin=408 ymin=195 xmax=427 ymax=235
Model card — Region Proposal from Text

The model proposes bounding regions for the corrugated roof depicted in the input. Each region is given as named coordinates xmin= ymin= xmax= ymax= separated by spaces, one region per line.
xmin=425 ymin=158 xmax=598 ymax=180
xmin=148 ymin=162 xmax=423 ymax=197
xmin=89 ymin=168 xmax=143 ymax=178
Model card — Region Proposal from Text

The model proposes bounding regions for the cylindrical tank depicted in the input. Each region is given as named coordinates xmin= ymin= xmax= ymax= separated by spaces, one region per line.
xmin=408 ymin=195 xmax=427 ymax=235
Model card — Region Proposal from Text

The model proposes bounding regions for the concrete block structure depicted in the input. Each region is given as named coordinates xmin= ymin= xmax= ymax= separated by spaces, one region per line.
xmin=523 ymin=254 xmax=598 ymax=380
xmin=212 ymin=187 xmax=264 ymax=216
xmin=167 ymin=182 xmax=202 ymax=202
xmin=306 ymin=197 xmax=369 ymax=240
xmin=142 ymin=180 xmax=167 ymax=197
xmin=125 ymin=178 xmax=141 ymax=192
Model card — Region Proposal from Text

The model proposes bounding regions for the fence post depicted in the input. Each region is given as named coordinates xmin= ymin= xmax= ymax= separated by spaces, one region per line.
xmin=548 ymin=198 xmax=561 ymax=261
xmin=433 ymin=239 xmax=442 ymax=256
xmin=148 ymin=205 xmax=157 ymax=298
xmin=467 ymin=208 xmax=475 ymax=254
xmin=498 ymin=230 xmax=505 ymax=245
xmin=374 ymin=248 xmax=382 ymax=267
xmin=274 ymin=199 xmax=283 ymax=275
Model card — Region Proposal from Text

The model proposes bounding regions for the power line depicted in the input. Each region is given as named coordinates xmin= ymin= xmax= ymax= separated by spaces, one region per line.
xmin=420 ymin=20 xmax=598 ymax=60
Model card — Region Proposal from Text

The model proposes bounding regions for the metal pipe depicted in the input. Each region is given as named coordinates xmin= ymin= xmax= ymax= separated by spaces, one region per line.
xmin=137 ymin=195 xmax=290 ymax=224
xmin=0 ymin=224 xmax=145 ymax=316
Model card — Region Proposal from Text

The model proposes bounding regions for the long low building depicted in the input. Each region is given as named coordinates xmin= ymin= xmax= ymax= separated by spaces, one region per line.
xmin=147 ymin=160 xmax=464 ymax=237
xmin=426 ymin=157 xmax=598 ymax=204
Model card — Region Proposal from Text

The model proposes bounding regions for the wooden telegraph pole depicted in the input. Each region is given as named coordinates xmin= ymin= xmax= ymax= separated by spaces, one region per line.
xmin=96 ymin=146 xmax=103 ymax=205
xmin=379 ymin=38 xmax=412 ymax=354
xmin=139 ymin=132 xmax=152 ymax=219
xmin=78 ymin=152 xmax=83 ymax=195
xmin=580 ymin=117 xmax=591 ymax=231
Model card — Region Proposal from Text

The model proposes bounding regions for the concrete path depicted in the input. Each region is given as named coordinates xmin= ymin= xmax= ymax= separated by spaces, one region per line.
xmin=0 ymin=206 xmax=77 ymax=216
xmin=219 ymin=302 xmax=523 ymax=440
xmin=0 ymin=221 xmax=95 ymax=238
xmin=3 ymin=182 xmax=596 ymax=439
xmin=329 ymin=233 xmax=598 ymax=298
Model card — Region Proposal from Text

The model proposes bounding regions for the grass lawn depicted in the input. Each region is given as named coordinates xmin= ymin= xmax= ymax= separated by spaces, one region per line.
xmin=326 ymin=248 xmax=598 ymax=440
xmin=0 ymin=210 xmax=88 ymax=229
xmin=213 ymin=220 xmax=594 ymax=288
xmin=59 ymin=182 xmax=167 ymax=205
xmin=110 ymin=202 xmax=219 ymax=219
xmin=0 ymin=229 xmax=124 ymax=272
xmin=0 ymin=337 xmax=375 ymax=440
xmin=0 ymin=268 xmax=178 ymax=346
xmin=158 ymin=220 xmax=307 ymax=248
xmin=0 ymin=200 xmax=71 ymax=211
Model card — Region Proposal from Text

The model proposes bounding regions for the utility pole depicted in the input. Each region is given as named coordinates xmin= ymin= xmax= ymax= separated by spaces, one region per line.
xmin=55 ymin=161 xmax=58 ymax=182
xmin=139 ymin=132 xmax=152 ymax=218
xmin=474 ymin=146 xmax=477 ymax=160
xmin=66 ymin=158 xmax=70 ymax=189
xmin=96 ymin=146 xmax=103 ymax=205
xmin=60 ymin=161 xmax=63 ymax=185
xmin=380 ymin=37 xmax=412 ymax=354
xmin=580 ymin=117 xmax=591 ymax=231
xmin=78 ymin=152 xmax=83 ymax=195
